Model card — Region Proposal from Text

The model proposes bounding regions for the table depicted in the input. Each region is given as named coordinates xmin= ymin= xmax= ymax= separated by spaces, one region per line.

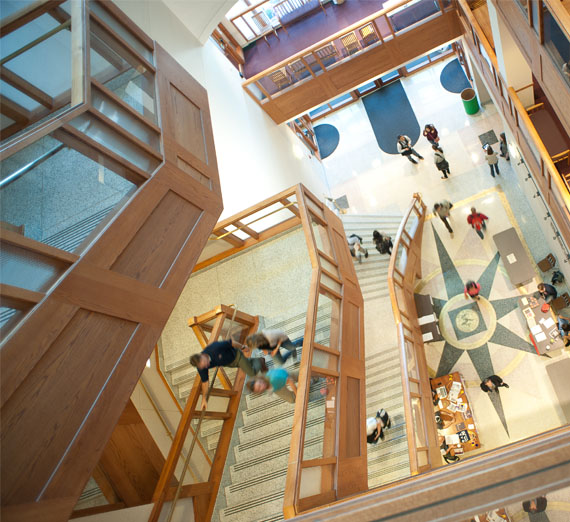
xmin=430 ymin=372 xmax=481 ymax=456
xmin=492 ymin=228 xmax=535 ymax=286
xmin=414 ymin=293 xmax=443 ymax=343
xmin=517 ymin=294 xmax=564 ymax=355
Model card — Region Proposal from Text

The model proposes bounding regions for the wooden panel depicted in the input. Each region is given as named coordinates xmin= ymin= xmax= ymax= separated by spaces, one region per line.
xmin=341 ymin=377 xmax=361 ymax=458
xmin=170 ymin=86 xmax=207 ymax=164
xmin=99 ymin=400 xmax=165 ymax=506
xmin=341 ymin=301 xmax=360 ymax=360
xmin=111 ymin=190 xmax=203 ymax=287
xmin=1 ymin=310 xmax=138 ymax=504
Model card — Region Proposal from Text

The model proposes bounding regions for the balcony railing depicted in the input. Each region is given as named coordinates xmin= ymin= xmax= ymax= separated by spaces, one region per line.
xmin=455 ymin=0 xmax=570 ymax=246
xmin=240 ymin=0 xmax=459 ymax=123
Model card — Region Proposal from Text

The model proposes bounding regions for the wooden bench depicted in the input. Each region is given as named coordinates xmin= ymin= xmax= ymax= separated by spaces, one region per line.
xmin=274 ymin=0 xmax=326 ymax=32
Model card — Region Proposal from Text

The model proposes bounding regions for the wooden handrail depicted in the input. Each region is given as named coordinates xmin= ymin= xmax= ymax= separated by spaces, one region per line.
xmin=243 ymin=0 xmax=444 ymax=85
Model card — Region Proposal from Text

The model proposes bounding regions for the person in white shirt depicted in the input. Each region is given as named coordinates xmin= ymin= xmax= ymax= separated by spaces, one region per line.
xmin=245 ymin=329 xmax=301 ymax=366
xmin=366 ymin=408 xmax=391 ymax=443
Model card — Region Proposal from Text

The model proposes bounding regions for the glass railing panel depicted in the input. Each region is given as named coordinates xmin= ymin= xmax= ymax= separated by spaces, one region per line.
xmin=91 ymin=86 xmax=161 ymax=152
xmin=315 ymin=292 xmax=339 ymax=350
xmin=318 ymin=254 xmax=340 ymax=279
xmin=299 ymin=464 xmax=335 ymax=499
xmin=89 ymin=0 xmax=154 ymax=64
xmin=320 ymin=273 xmax=342 ymax=295
xmin=0 ymin=133 xmax=137 ymax=254
xmin=411 ymin=396 xmax=427 ymax=449
xmin=244 ymin=81 xmax=267 ymax=102
xmin=0 ymin=306 xmax=23 ymax=334
xmin=530 ymin=0 xmax=540 ymax=36
xmin=68 ymin=112 xmax=161 ymax=173
xmin=312 ymin=347 xmax=339 ymax=372
xmin=387 ymin=0 xmax=441 ymax=34
xmin=90 ymin=20 xmax=157 ymax=124
xmin=513 ymin=0 xmax=528 ymax=16
xmin=0 ymin=2 xmax=80 ymax=145
xmin=239 ymin=201 xmax=298 ymax=232
xmin=303 ymin=374 xmax=337 ymax=461
xmin=542 ymin=4 xmax=570 ymax=87
xmin=405 ymin=338 xmax=419 ymax=380
xmin=518 ymin=115 xmax=542 ymax=165
xmin=311 ymin=219 xmax=334 ymax=259
xmin=0 ymin=242 xmax=69 ymax=294
xmin=409 ymin=380 xmax=420 ymax=395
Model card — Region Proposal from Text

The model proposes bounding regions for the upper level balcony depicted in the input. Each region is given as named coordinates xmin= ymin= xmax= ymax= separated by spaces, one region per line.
xmin=222 ymin=0 xmax=462 ymax=123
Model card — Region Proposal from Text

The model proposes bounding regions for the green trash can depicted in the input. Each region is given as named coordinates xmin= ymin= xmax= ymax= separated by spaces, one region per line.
xmin=461 ymin=88 xmax=479 ymax=115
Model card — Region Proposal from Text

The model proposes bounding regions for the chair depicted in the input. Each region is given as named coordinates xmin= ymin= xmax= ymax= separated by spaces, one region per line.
xmin=340 ymin=31 xmax=361 ymax=56
xmin=269 ymin=69 xmax=291 ymax=90
xmin=314 ymin=43 xmax=338 ymax=68
xmin=359 ymin=23 xmax=379 ymax=47
xmin=251 ymin=11 xmax=278 ymax=45
xmin=551 ymin=292 xmax=570 ymax=313
xmin=537 ymin=253 xmax=556 ymax=272
xmin=289 ymin=59 xmax=311 ymax=81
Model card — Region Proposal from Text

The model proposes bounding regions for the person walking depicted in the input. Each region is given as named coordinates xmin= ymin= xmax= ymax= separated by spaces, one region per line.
xmin=245 ymin=330 xmax=301 ymax=366
xmin=480 ymin=375 xmax=509 ymax=393
xmin=433 ymin=201 xmax=453 ymax=234
xmin=433 ymin=145 xmax=450 ymax=179
xmin=464 ymin=280 xmax=481 ymax=300
xmin=485 ymin=144 xmax=500 ymax=177
xmin=499 ymin=132 xmax=510 ymax=161
xmin=397 ymin=134 xmax=424 ymax=164
xmin=372 ymin=230 xmax=393 ymax=255
xmin=423 ymin=124 xmax=442 ymax=150
xmin=467 ymin=207 xmax=488 ymax=239
xmin=246 ymin=367 xmax=299 ymax=403
xmin=347 ymin=233 xmax=368 ymax=263
xmin=190 ymin=338 xmax=267 ymax=410
xmin=366 ymin=408 xmax=391 ymax=443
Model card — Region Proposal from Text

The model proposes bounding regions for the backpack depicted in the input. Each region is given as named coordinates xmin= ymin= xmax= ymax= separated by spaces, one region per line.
xmin=552 ymin=270 xmax=565 ymax=285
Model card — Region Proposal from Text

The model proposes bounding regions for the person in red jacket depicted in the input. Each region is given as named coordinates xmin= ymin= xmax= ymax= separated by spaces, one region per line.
xmin=464 ymin=280 xmax=481 ymax=300
xmin=467 ymin=207 xmax=489 ymax=239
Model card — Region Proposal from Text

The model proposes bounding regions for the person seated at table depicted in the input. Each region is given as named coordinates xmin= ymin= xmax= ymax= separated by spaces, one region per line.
xmin=246 ymin=367 xmax=298 ymax=403
xmin=558 ymin=315 xmax=570 ymax=346
xmin=537 ymin=282 xmax=557 ymax=303
xmin=464 ymin=280 xmax=481 ymax=300
xmin=366 ymin=408 xmax=391 ymax=443
xmin=438 ymin=435 xmax=460 ymax=464
xmin=480 ymin=374 xmax=509 ymax=393
xmin=522 ymin=496 xmax=547 ymax=513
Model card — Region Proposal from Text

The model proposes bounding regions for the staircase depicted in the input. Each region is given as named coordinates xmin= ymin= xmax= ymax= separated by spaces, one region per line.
xmin=341 ymin=213 xmax=411 ymax=487
xmin=340 ymin=213 xmax=403 ymax=300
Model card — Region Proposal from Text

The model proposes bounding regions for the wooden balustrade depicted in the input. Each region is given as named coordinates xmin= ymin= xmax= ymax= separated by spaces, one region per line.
xmin=455 ymin=0 xmax=570 ymax=246
xmin=386 ymin=194 xmax=435 ymax=475
xmin=283 ymin=184 xmax=367 ymax=517
xmin=241 ymin=0 xmax=461 ymax=123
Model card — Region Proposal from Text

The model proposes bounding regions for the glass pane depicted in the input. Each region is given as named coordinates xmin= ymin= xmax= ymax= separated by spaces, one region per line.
xmin=388 ymin=0 xmax=440 ymax=33
xmin=0 ymin=306 xmax=22 ymax=332
xmin=530 ymin=0 xmax=539 ymax=35
xmin=90 ymin=20 xmax=157 ymax=123
xmin=513 ymin=0 xmax=528 ymax=15
xmin=299 ymin=464 xmax=335 ymax=499
xmin=311 ymin=219 xmax=334 ymax=258
xmin=405 ymin=54 xmax=429 ymax=72
xmin=0 ymin=6 xmax=79 ymax=145
xmin=320 ymin=273 xmax=341 ymax=295
xmin=0 ymin=242 xmax=68 ymax=293
xmin=305 ymin=195 xmax=325 ymax=221
xmin=380 ymin=69 xmax=399 ymax=83
xmin=319 ymin=254 xmax=339 ymax=279
xmin=0 ymin=133 xmax=137 ymax=254
xmin=412 ymin=396 xmax=427 ymax=449
xmin=90 ymin=1 xmax=154 ymax=64
xmin=357 ymin=81 xmax=376 ymax=94
xmin=312 ymin=347 xmax=338 ymax=372
xmin=405 ymin=338 xmax=419 ymax=380
xmin=309 ymin=104 xmax=330 ymax=118
xmin=409 ymin=380 xmax=420 ymax=395
xmin=543 ymin=4 xmax=570 ymax=87
xmin=329 ymin=92 xmax=353 ymax=108
xmin=315 ymin=291 xmax=340 ymax=351
xmin=303 ymin=376 xmax=337 ymax=461
xmin=417 ymin=448 xmax=429 ymax=468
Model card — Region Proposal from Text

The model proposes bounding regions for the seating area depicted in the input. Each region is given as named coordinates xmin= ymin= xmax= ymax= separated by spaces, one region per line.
xmin=274 ymin=0 xmax=326 ymax=31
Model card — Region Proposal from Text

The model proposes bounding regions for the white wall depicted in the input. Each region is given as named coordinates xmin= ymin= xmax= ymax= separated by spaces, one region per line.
xmin=73 ymin=499 xmax=194 ymax=522
xmin=114 ymin=0 xmax=329 ymax=219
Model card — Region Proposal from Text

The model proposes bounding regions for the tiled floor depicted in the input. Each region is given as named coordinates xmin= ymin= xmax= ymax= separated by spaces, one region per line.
xmin=318 ymin=55 xmax=569 ymax=513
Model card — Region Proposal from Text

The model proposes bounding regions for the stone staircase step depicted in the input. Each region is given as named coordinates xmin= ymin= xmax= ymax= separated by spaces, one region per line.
xmin=219 ymin=490 xmax=285 ymax=522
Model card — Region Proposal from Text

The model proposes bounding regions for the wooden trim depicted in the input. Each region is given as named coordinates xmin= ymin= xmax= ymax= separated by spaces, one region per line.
xmin=0 ymin=229 xmax=78 ymax=264
xmin=70 ymin=503 xmax=126 ymax=519
xmin=313 ymin=342 xmax=340 ymax=357
xmin=0 ymin=284 xmax=44 ymax=309
xmin=321 ymin=267 xmax=342 ymax=285
xmin=301 ymin=457 xmax=337 ymax=468
xmin=297 ymin=490 xmax=337 ymax=512
xmin=0 ymin=0 xmax=66 ymax=37
xmin=189 ymin=410 xmax=231 ymax=420
xmin=317 ymin=250 xmax=338 ymax=267
xmin=164 ymin=482 xmax=213 ymax=501
xmin=319 ymin=283 xmax=342 ymax=301
xmin=0 ymin=67 xmax=54 ymax=108
xmin=310 ymin=366 xmax=339 ymax=378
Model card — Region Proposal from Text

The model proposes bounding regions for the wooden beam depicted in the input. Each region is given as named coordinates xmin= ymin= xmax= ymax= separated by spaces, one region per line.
xmin=1 ymin=228 xmax=78 ymax=264
xmin=69 ymin=502 xmax=126 ymax=519
xmin=234 ymin=220 xmax=260 ymax=240
xmin=92 ymin=463 xmax=121 ymax=505
xmin=0 ymin=0 xmax=65 ymax=37
xmin=0 ymin=96 xmax=31 ymax=122
xmin=189 ymin=410 xmax=231 ymax=420
xmin=212 ymin=227 xmax=245 ymax=248
xmin=0 ymin=67 xmax=54 ymax=108
xmin=164 ymin=481 xmax=212 ymax=500
xmin=0 ymin=284 xmax=43 ymax=309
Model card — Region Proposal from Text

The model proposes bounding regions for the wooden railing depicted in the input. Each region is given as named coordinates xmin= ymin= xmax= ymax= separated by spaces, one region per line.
xmin=148 ymin=305 xmax=258 ymax=522
xmin=193 ymin=186 xmax=303 ymax=272
xmin=241 ymin=0 xmax=460 ymax=123
xmin=386 ymin=194 xmax=436 ymax=475
xmin=455 ymin=0 xmax=570 ymax=246
xmin=284 ymin=185 xmax=367 ymax=517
